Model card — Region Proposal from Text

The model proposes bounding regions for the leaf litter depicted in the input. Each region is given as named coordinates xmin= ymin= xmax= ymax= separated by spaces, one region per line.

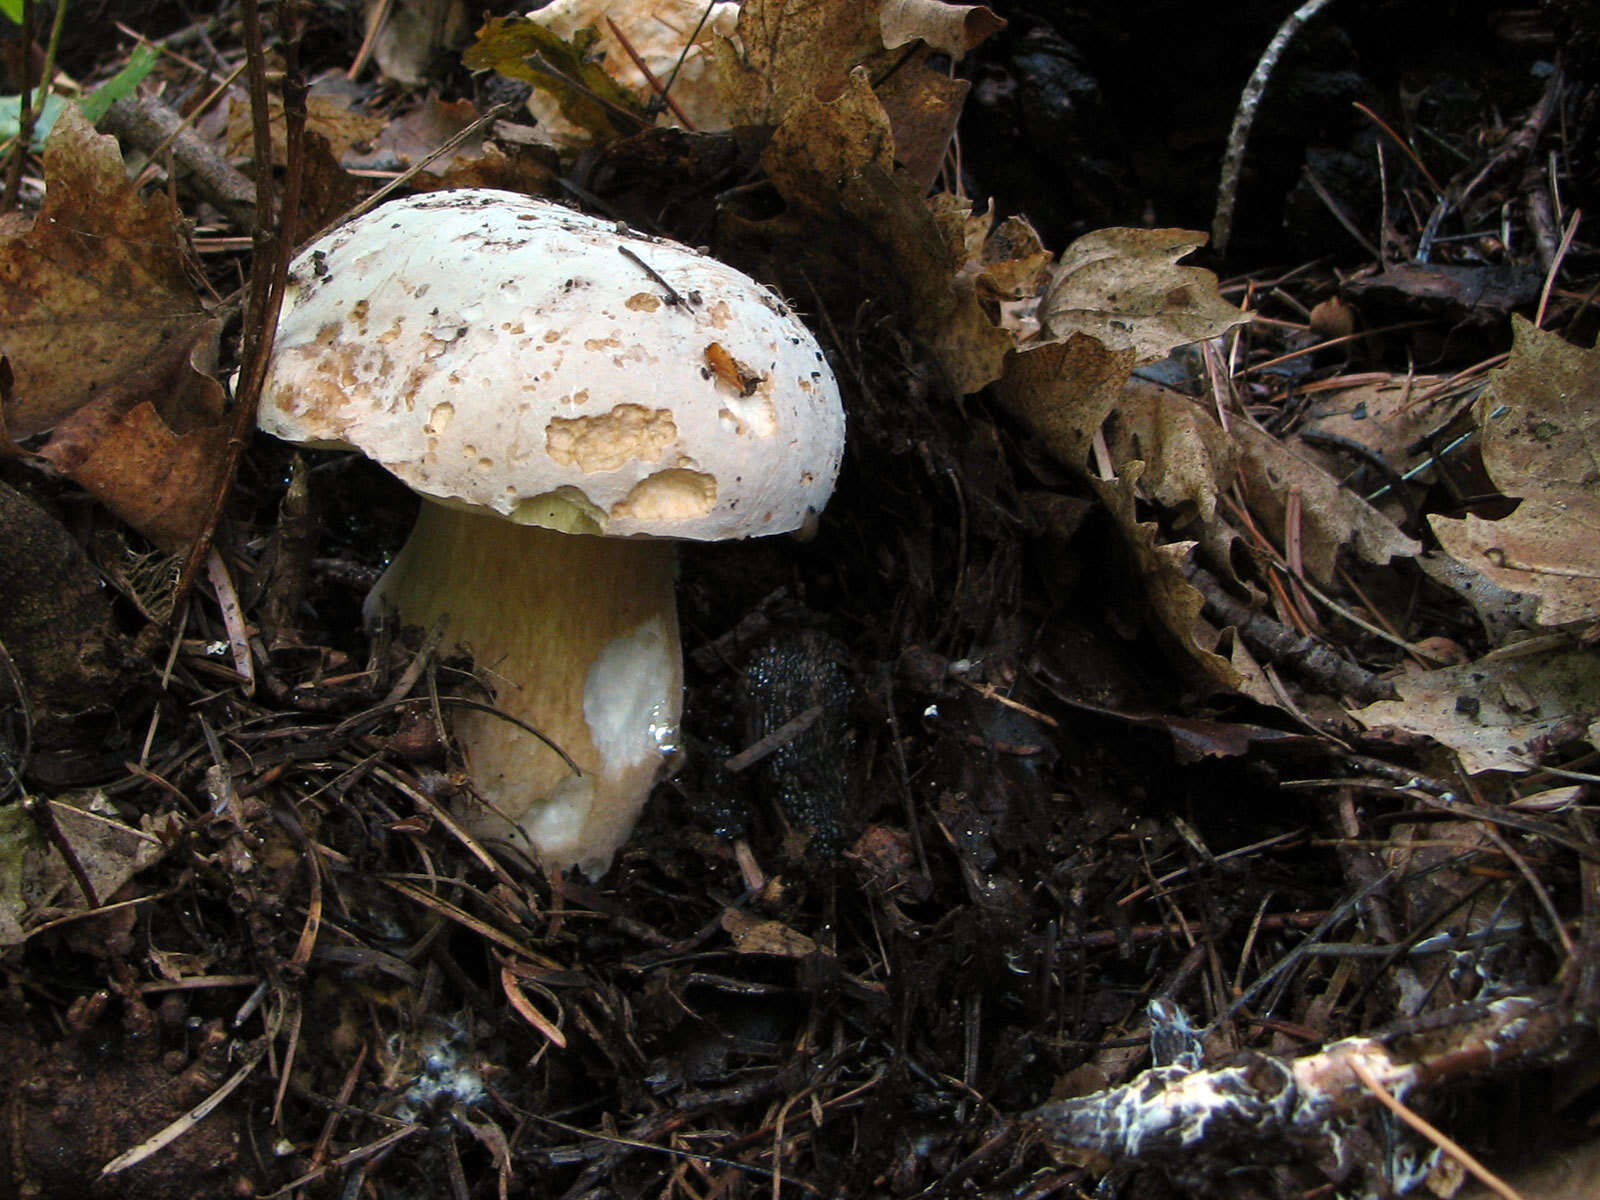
xmin=0 ymin=1 xmax=1597 ymax=1197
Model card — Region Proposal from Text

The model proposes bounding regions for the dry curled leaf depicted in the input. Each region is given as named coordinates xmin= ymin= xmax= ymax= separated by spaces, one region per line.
xmin=1088 ymin=464 xmax=1245 ymax=695
xmin=39 ymin=389 xmax=230 ymax=554
xmin=0 ymin=795 xmax=164 ymax=948
xmin=762 ymin=66 xmax=894 ymax=203
xmin=721 ymin=906 xmax=826 ymax=958
xmin=879 ymin=0 xmax=1006 ymax=58
xmin=874 ymin=59 xmax=971 ymax=192
xmin=757 ymin=71 xmax=1032 ymax=394
xmin=221 ymin=88 xmax=386 ymax=168
xmin=1105 ymin=378 xmax=1236 ymax=526
xmin=1103 ymin=378 xmax=1241 ymax=575
xmin=996 ymin=333 xmax=1138 ymax=475
xmin=1431 ymin=318 xmax=1600 ymax=627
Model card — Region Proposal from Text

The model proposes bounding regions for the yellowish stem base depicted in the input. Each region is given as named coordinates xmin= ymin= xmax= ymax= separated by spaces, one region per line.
xmin=370 ymin=502 xmax=681 ymax=877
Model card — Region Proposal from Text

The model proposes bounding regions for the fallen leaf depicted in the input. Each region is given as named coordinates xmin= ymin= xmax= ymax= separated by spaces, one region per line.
xmin=1431 ymin=318 xmax=1600 ymax=627
xmin=1294 ymin=374 xmax=1453 ymax=472
xmin=1354 ymin=638 xmax=1600 ymax=773
xmin=222 ymin=89 xmax=386 ymax=168
xmin=0 ymin=105 xmax=213 ymax=437
xmin=0 ymin=479 xmax=132 ymax=707
xmin=366 ymin=0 xmax=469 ymax=86
xmin=968 ymin=211 xmax=1053 ymax=301
xmin=1039 ymin=227 xmax=1249 ymax=363
xmin=1089 ymin=463 xmax=1242 ymax=694
xmin=0 ymin=105 xmax=230 ymax=549
xmin=879 ymin=0 xmax=1006 ymax=58
xmin=1416 ymin=551 xmax=1540 ymax=644
xmin=1096 ymin=378 xmax=1243 ymax=578
xmin=996 ymin=333 xmax=1138 ymax=476
xmin=39 ymin=389 xmax=230 ymax=553
xmin=762 ymin=66 xmax=893 ymax=202
xmin=1233 ymin=419 xmax=1421 ymax=585
xmin=714 ymin=0 xmax=892 ymax=126
xmin=870 ymin=54 xmax=968 ymax=192
xmin=755 ymin=68 xmax=1027 ymax=394
xmin=1341 ymin=262 xmax=1543 ymax=325
xmin=847 ymin=172 xmax=1044 ymax=395
xmin=0 ymin=795 xmax=165 ymax=948
xmin=721 ymin=906 xmax=827 ymax=958
xmin=1105 ymin=378 xmax=1236 ymax=528
xmin=464 ymin=15 xmax=647 ymax=140
xmin=1050 ymin=694 xmax=1318 ymax=763
xmin=509 ymin=0 xmax=742 ymax=141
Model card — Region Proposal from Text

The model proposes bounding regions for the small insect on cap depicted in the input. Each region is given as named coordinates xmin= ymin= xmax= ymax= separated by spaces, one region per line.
xmin=258 ymin=188 xmax=844 ymax=541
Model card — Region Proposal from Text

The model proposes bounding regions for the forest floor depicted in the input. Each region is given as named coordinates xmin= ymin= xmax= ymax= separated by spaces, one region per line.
xmin=1 ymin=1 xmax=1598 ymax=1197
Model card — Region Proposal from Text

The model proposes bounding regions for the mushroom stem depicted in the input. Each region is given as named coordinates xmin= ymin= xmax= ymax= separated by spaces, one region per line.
xmin=369 ymin=501 xmax=682 ymax=878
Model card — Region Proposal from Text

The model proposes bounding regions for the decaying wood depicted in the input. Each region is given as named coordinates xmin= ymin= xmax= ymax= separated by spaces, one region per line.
xmin=1023 ymin=991 xmax=1579 ymax=1171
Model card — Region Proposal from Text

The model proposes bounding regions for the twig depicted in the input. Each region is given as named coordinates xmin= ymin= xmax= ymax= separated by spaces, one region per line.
xmin=1026 ymin=992 xmax=1566 ymax=1170
xmin=617 ymin=244 xmax=687 ymax=307
xmin=605 ymin=17 xmax=696 ymax=129
xmin=1348 ymin=1056 xmax=1526 ymax=1200
xmin=2 ymin=0 xmax=68 ymax=211
xmin=0 ymin=634 xmax=34 ymax=798
xmin=349 ymin=0 xmax=393 ymax=79
xmin=1352 ymin=100 xmax=1444 ymax=196
xmin=101 ymin=1040 xmax=270 ymax=1176
xmin=724 ymin=704 xmax=824 ymax=773
xmin=302 ymin=101 xmax=517 ymax=249
xmin=1417 ymin=63 xmax=1564 ymax=262
xmin=1212 ymin=0 xmax=1339 ymax=255
xmin=172 ymin=0 xmax=304 ymax=606
xmin=1298 ymin=160 xmax=1383 ymax=259
xmin=1534 ymin=207 xmax=1581 ymax=327
xmin=261 ymin=1122 xmax=424 ymax=1198
xmin=1187 ymin=564 xmax=1397 ymax=704
xmin=104 ymin=84 xmax=256 ymax=230
xmin=659 ymin=1 xmax=720 ymax=103
xmin=204 ymin=548 xmax=255 ymax=694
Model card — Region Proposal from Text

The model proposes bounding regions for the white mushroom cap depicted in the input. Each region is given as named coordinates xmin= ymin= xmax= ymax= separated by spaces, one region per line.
xmin=259 ymin=188 xmax=844 ymax=540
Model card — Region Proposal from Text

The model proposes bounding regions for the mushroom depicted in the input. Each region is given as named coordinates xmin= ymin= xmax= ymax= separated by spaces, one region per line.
xmin=258 ymin=189 xmax=844 ymax=878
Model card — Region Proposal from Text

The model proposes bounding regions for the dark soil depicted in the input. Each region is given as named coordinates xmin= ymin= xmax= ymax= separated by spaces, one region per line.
xmin=1 ymin=1 xmax=1597 ymax=1198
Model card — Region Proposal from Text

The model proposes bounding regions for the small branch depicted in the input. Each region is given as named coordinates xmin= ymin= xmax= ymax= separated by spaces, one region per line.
xmin=605 ymin=16 xmax=696 ymax=129
xmin=1349 ymin=1056 xmax=1527 ymax=1200
xmin=1023 ymin=992 xmax=1569 ymax=1169
xmin=1212 ymin=0 xmax=1338 ymax=256
xmin=172 ymin=0 xmax=304 ymax=607
xmin=724 ymin=704 xmax=824 ymax=773
xmin=1187 ymin=564 xmax=1397 ymax=704
xmin=2 ymin=0 xmax=68 ymax=211
xmin=102 ymin=91 xmax=257 ymax=230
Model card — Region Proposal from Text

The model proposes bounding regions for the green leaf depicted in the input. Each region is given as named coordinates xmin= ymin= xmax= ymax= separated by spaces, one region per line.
xmin=0 ymin=90 xmax=67 ymax=148
xmin=0 ymin=43 xmax=158 ymax=150
xmin=0 ymin=0 xmax=25 ymax=24
xmin=78 ymin=42 xmax=159 ymax=125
